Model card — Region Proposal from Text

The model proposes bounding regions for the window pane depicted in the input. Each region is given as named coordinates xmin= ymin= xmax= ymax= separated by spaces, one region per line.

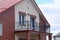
xmin=0 ymin=23 xmax=2 ymax=36
xmin=19 ymin=14 xmax=26 ymax=25
xmin=22 ymin=15 xmax=24 ymax=21
xmin=19 ymin=15 xmax=21 ymax=24
xmin=30 ymin=18 xmax=35 ymax=30
xmin=22 ymin=15 xmax=25 ymax=25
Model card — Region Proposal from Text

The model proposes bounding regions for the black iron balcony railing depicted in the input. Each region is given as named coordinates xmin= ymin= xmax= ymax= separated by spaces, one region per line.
xmin=46 ymin=27 xmax=50 ymax=33
xmin=44 ymin=25 xmax=50 ymax=33
xmin=39 ymin=25 xmax=50 ymax=33
xmin=15 ymin=21 xmax=40 ymax=31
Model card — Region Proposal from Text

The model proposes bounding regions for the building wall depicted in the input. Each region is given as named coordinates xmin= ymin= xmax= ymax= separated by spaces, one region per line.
xmin=40 ymin=35 xmax=46 ymax=40
xmin=15 ymin=0 xmax=47 ymax=40
xmin=39 ymin=15 xmax=45 ymax=32
xmin=39 ymin=15 xmax=46 ymax=40
xmin=15 ymin=0 xmax=39 ymax=30
xmin=0 ymin=6 xmax=15 ymax=40
xmin=31 ymin=34 xmax=38 ymax=40
xmin=55 ymin=37 xmax=60 ymax=40
xmin=15 ymin=33 xmax=38 ymax=40
xmin=15 ymin=33 xmax=26 ymax=40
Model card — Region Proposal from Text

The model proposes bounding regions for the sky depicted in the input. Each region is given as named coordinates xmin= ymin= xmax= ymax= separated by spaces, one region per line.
xmin=35 ymin=0 xmax=60 ymax=36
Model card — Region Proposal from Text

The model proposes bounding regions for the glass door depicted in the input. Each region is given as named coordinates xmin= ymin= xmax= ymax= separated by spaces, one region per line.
xmin=30 ymin=17 xmax=35 ymax=30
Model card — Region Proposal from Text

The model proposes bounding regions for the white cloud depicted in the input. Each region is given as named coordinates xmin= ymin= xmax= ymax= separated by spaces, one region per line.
xmin=39 ymin=4 xmax=60 ymax=10
xmin=39 ymin=4 xmax=60 ymax=26
xmin=51 ymin=30 xmax=60 ymax=36
xmin=54 ymin=0 xmax=60 ymax=5
xmin=38 ymin=0 xmax=60 ymax=36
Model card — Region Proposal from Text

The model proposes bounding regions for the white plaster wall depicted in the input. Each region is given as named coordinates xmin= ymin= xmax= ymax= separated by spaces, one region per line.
xmin=15 ymin=0 xmax=40 ymax=31
xmin=15 ymin=0 xmax=39 ymax=23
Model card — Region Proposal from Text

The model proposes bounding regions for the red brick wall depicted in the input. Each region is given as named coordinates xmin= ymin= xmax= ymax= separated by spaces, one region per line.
xmin=39 ymin=15 xmax=45 ymax=32
xmin=0 ymin=6 xmax=15 ymax=40
xmin=39 ymin=15 xmax=46 ymax=40
xmin=42 ymin=35 xmax=46 ymax=40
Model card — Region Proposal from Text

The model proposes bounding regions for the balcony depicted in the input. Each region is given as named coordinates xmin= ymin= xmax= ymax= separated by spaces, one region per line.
xmin=39 ymin=25 xmax=50 ymax=33
xmin=46 ymin=27 xmax=50 ymax=33
xmin=15 ymin=21 xmax=40 ymax=31
xmin=45 ymin=24 xmax=50 ymax=33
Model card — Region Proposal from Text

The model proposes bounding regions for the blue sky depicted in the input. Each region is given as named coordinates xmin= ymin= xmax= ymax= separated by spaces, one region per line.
xmin=35 ymin=0 xmax=54 ymax=4
xmin=35 ymin=0 xmax=60 ymax=36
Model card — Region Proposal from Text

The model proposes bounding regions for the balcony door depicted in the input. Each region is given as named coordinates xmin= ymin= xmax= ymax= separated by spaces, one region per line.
xmin=30 ymin=17 xmax=35 ymax=30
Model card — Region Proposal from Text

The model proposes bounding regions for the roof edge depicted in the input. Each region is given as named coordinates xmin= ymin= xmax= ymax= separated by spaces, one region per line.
xmin=30 ymin=0 xmax=50 ymax=26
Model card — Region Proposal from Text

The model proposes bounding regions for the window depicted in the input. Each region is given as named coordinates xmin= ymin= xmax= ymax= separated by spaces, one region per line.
xmin=19 ymin=15 xmax=26 ymax=25
xmin=0 ymin=22 xmax=2 ymax=36
xmin=30 ymin=17 xmax=35 ymax=30
xmin=19 ymin=15 xmax=21 ymax=24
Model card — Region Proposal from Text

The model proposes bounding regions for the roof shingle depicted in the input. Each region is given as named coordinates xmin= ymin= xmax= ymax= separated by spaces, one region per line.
xmin=0 ymin=0 xmax=22 ymax=13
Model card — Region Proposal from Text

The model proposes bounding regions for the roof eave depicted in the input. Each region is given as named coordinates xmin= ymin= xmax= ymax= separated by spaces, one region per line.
xmin=30 ymin=0 xmax=50 ymax=26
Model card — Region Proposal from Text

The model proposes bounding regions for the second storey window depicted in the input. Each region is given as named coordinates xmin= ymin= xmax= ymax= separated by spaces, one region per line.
xmin=30 ymin=15 xmax=36 ymax=30
xmin=19 ymin=13 xmax=26 ymax=26
xmin=30 ymin=17 xmax=35 ymax=30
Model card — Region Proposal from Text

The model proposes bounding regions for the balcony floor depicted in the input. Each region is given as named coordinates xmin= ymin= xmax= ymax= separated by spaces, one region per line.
xmin=15 ymin=30 xmax=52 ymax=40
xmin=15 ymin=30 xmax=52 ymax=35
